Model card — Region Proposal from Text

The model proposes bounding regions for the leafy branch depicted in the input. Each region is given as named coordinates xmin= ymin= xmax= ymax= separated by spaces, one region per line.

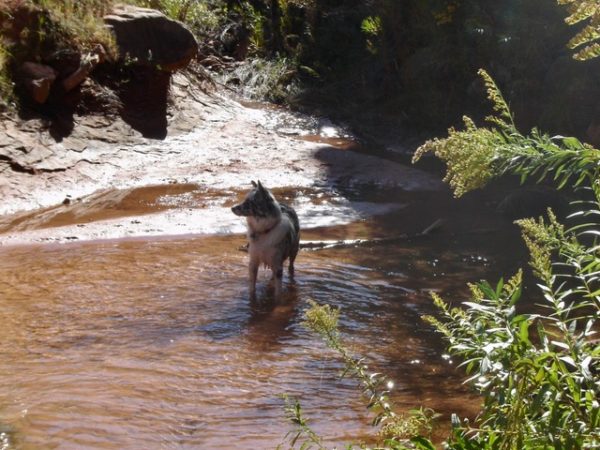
xmin=412 ymin=69 xmax=600 ymax=200
xmin=424 ymin=263 xmax=599 ymax=449
xmin=281 ymin=300 xmax=438 ymax=450
xmin=558 ymin=0 xmax=600 ymax=60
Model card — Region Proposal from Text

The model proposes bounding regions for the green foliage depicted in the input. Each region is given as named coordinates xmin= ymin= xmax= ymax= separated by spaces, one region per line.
xmin=0 ymin=39 xmax=13 ymax=108
xmin=361 ymin=16 xmax=383 ymax=38
xmin=132 ymin=0 xmax=224 ymax=35
xmin=281 ymin=301 xmax=437 ymax=449
xmin=412 ymin=4 xmax=600 ymax=445
xmin=413 ymin=69 xmax=600 ymax=199
xmin=289 ymin=259 xmax=599 ymax=449
xmin=34 ymin=0 xmax=117 ymax=53
xmin=361 ymin=16 xmax=383 ymax=54
xmin=246 ymin=4 xmax=266 ymax=51
xmin=558 ymin=0 xmax=600 ymax=60
xmin=411 ymin=11 xmax=600 ymax=440
xmin=281 ymin=395 xmax=327 ymax=450
xmin=425 ymin=264 xmax=599 ymax=449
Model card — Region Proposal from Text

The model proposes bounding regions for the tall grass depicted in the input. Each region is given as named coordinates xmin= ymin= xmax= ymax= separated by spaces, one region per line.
xmin=0 ymin=40 xmax=13 ymax=108
xmin=0 ymin=0 xmax=118 ymax=107
xmin=34 ymin=0 xmax=116 ymax=53
xmin=131 ymin=0 xmax=223 ymax=35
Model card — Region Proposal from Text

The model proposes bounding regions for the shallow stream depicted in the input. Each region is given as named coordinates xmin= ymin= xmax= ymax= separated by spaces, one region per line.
xmin=0 ymin=179 xmax=525 ymax=448
xmin=0 ymin=98 xmax=529 ymax=448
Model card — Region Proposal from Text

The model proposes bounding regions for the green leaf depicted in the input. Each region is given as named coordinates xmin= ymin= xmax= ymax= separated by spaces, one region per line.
xmin=518 ymin=319 xmax=532 ymax=345
xmin=410 ymin=436 xmax=437 ymax=450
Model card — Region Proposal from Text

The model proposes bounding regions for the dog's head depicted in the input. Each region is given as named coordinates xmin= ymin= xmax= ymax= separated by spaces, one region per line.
xmin=231 ymin=180 xmax=279 ymax=218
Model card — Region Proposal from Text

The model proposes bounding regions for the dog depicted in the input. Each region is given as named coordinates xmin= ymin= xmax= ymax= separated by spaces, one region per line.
xmin=231 ymin=181 xmax=300 ymax=298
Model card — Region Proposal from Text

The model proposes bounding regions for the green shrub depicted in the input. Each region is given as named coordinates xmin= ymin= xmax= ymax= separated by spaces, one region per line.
xmin=131 ymin=0 xmax=224 ymax=36
xmin=283 ymin=1 xmax=600 ymax=447
xmin=34 ymin=0 xmax=117 ymax=53
xmin=424 ymin=266 xmax=599 ymax=448
xmin=287 ymin=251 xmax=598 ymax=449
xmin=559 ymin=0 xmax=600 ymax=60
xmin=410 ymin=61 xmax=600 ymax=450
xmin=0 ymin=39 xmax=13 ymax=107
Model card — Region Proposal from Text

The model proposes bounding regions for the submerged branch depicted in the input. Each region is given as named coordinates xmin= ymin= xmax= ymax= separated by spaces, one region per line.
xmin=238 ymin=219 xmax=445 ymax=253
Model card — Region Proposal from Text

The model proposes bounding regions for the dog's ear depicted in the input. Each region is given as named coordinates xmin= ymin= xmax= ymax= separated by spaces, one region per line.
xmin=251 ymin=180 xmax=257 ymax=187
xmin=257 ymin=180 xmax=266 ymax=192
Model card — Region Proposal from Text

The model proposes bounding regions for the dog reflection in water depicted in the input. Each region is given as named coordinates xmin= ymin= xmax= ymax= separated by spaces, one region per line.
xmin=231 ymin=181 xmax=300 ymax=299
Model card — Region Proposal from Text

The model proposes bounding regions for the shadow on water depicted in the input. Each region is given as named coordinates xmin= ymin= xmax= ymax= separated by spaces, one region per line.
xmin=245 ymin=282 xmax=301 ymax=351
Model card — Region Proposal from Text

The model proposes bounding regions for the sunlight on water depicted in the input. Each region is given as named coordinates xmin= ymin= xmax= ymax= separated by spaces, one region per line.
xmin=0 ymin=218 xmax=522 ymax=448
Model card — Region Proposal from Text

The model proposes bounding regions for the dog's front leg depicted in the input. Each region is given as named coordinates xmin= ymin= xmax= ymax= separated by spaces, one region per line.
xmin=249 ymin=257 xmax=259 ymax=299
xmin=272 ymin=264 xmax=284 ymax=298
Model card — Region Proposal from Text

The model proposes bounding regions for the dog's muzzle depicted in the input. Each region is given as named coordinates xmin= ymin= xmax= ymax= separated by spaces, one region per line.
xmin=231 ymin=205 xmax=244 ymax=216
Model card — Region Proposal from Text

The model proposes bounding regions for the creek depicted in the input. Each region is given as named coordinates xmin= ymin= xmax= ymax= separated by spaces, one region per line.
xmin=0 ymin=100 xmax=525 ymax=448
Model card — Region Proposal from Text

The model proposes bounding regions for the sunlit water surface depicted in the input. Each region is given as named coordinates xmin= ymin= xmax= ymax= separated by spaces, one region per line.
xmin=0 ymin=208 xmax=525 ymax=449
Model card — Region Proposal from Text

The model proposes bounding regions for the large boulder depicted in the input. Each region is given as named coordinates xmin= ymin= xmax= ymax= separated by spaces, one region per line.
xmin=587 ymin=119 xmax=600 ymax=147
xmin=19 ymin=62 xmax=57 ymax=104
xmin=104 ymin=5 xmax=198 ymax=72
xmin=497 ymin=186 xmax=569 ymax=220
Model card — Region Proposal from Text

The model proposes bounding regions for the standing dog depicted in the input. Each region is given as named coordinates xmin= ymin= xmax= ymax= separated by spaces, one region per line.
xmin=231 ymin=181 xmax=300 ymax=298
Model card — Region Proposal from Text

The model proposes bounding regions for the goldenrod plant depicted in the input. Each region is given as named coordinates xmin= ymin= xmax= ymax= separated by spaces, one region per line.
xmin=281 ymin=301 xmax=438 ymax=450
xmin=283 ymin=0 xmax=600 ymax=448
xmin=559 ymin=0 xmax=600 ymax=60
xmin=413 ymin=69 xmax=600 ymax=199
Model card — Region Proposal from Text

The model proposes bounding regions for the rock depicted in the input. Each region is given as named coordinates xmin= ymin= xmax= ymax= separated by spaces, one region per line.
xmin=497 ymin=186 xmax=569 ymax=220
xmin=586 ymin=120 xmax=600 ymax=148
xmin=19 ymin=62 xmax=57 ymax=104
xmin=104 ymin=5 xmax=198 ymax=72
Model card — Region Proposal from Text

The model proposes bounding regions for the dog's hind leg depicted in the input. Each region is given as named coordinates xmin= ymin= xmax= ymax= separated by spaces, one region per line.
xmin=288 ymin=245 xmax=299 ymax=277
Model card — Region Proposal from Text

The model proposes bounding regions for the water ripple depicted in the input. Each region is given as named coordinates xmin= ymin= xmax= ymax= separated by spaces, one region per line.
xmin=0 ymin=235 xmax=488 ymax=448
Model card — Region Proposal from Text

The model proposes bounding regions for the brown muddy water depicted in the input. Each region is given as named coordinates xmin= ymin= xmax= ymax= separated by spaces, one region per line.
xmin=0 ymin=179 xmax=528 ymax=449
